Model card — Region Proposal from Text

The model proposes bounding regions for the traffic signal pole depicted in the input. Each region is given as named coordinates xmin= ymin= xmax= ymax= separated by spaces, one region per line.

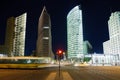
xmin=58 ymin=56 xmax=60 ymax=77
xmin=57 ymin=50 xmax=63 ymax=78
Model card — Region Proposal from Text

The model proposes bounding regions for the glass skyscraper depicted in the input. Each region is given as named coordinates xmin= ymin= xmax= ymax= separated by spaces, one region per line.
xmin=67 ymin=5 xmax=84 ymax=59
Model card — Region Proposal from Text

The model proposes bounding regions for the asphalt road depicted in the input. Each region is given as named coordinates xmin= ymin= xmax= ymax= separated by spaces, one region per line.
xmin=0 ymin=66 xmax=120 ymax=80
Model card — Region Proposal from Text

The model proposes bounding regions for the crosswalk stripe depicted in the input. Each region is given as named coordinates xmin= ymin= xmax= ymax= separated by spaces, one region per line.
xmin=62 ymin=72 xmax=73 ymax=80
xmin=46 ymin=72 xmax=57 ymax=80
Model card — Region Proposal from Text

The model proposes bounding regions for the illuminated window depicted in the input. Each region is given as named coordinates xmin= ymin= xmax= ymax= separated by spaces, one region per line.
xmin=43 ymin=26 xmax=49 ymax=29
xmin=43 ymin=37 xmax=49 ymax=39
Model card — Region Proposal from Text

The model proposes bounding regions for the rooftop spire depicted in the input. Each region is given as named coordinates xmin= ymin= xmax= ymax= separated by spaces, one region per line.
xmin=39 ymin=6 xmax=48 ymax=18
xmin=42 ymin=6 xmax=47 ymax=13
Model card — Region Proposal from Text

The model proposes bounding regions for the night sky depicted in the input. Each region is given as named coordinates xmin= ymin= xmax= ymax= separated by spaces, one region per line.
xmin=0 ymin=0 xmax=120 ymax=55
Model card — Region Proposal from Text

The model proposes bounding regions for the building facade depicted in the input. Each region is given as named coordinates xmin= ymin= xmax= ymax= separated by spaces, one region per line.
xmin=67 ymin=5 xmax=84 ymax=59
xmin=83 ymin=40 xmax=93 ymax=54
xmin=5 ymin=17 xmax=15 ymax=56
xmin=36 ymin=7 xmax=53 ymax=58
xmin=0 ymin=17 xmax=15 ymax=56
xmin=103 ymin=12 xmax=120 ymax=55
xmin=0 ymin=13 xmax=27 ymax=56
xmin=13 ymin=13 xmax=27 ymax=56
xmin=90 ymin=54 xmax=118 ymax=66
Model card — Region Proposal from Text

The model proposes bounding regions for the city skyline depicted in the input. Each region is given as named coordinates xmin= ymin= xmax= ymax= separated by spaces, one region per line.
xmin=0 ymin=0 xmax=120 ymax=55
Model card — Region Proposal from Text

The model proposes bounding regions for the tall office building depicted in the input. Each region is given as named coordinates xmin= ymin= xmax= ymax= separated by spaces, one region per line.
xmin=5 ymin=17 xmax=15 ymax=56
xmin=103 ymin=12 xmax=120 ymax=54
xmin=0 ymin=13 xmax=27 ymax=56
xmin=36 ymin=7 xmax=53 ymax=57
xmin=13 ymin=13 xmax=27 ymax=56
xmin=0 ymin=17 xmax=15 ymax=56
xmin=67 ymin=5 xmax=84 ymax=59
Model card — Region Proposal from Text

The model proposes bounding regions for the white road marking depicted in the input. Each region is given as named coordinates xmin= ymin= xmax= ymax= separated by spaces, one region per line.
xmin=46 ymin=72 xmax=57 ymax=80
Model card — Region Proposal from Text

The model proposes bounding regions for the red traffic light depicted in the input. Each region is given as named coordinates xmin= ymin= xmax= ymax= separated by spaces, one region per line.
xmin=57 ymin=50 xmax=63 ymax=55
xmin=58 ymin=50 xmax=62 ymax=54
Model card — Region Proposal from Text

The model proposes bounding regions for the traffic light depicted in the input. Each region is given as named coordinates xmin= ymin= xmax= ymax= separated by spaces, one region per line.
xmin=57 ymin=50 xmax=63 ymax=57
xmin=58 ymin=50 xmax=62 ymax=54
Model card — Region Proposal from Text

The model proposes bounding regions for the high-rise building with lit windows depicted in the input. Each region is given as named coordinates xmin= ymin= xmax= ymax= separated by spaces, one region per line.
xmin=13 ymin=13 xmax=27 ymax=56
xmin=103 ymin=11 xmax=120 ymax=54
xmin=36 ymin=6 xmax=53 ymax=57
xmin=0 ymin=17 xmax=15 ymax=56
xmin=67 ymin=5 xmax=84 ymax=58
xmin=5 ymin=17 xmax=15 ymax=56
xmin=0 ymin=13 xmax=27 ymax=56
